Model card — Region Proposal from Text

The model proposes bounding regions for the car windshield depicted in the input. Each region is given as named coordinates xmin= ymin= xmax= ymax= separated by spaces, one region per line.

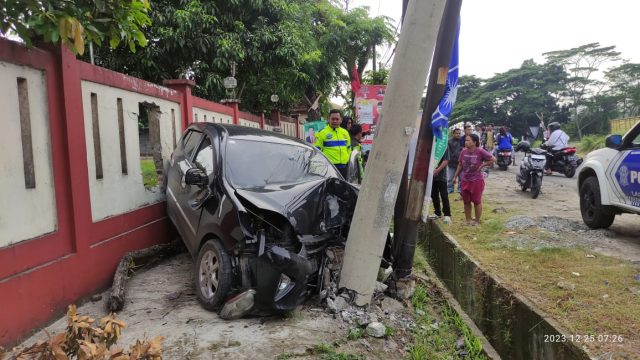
xmin=224 ymin=138 xmax=340 ymax=188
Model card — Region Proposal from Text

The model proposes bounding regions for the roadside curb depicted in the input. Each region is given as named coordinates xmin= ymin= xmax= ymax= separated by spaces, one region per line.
xmin=419 ymin=220 xmax=593 ymax=360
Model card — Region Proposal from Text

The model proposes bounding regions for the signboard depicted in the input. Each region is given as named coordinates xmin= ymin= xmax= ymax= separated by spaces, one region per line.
xmin=355 ymin=85 xmax=386 ymax=153
xmin=303 ymin=120 xmax=326 ymax=144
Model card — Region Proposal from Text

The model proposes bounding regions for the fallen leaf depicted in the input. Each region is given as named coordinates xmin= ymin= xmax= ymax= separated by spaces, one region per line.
xmin=571 ymin=272 xmax=580 ymax=277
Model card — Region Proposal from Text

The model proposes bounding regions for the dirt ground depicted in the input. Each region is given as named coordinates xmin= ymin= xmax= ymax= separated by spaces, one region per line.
xmin=483 ymin=153 xmax=640 ymax=263
xmin=19 ymin=253 xmax=416 ymax=360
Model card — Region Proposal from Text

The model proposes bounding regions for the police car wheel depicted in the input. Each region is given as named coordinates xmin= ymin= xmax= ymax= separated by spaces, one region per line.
xmin=580 ymin=176 xmax=615 ymax=229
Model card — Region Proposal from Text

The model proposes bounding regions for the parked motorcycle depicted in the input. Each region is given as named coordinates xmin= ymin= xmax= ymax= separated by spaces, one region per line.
xmin=540 ymin=144 xmax=582 ymax=178
xmin=515 ymin=141 xmax=546 ymax=199
xmin=496 ymin=149 xmax=513 ymax=170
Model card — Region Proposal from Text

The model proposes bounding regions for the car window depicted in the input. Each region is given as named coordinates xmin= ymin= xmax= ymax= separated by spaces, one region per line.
xmin=225 ymin=139 xmax=339 ymax=188
xmin=193 ymin=137 xmax=215 ymax=176
xmin=632 ymin=133 xmax=640 ymax=147
xmin=182 ymin=130 xmax=203 ymax=159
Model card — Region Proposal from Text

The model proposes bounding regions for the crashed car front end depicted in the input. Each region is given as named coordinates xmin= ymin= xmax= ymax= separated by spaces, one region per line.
xmin=215 ymin=135 xmax=361 ymax=316
xmin=233 ymin=178 xmax=359 ymax=313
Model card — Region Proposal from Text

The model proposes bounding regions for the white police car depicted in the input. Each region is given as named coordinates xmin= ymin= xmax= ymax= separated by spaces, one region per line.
xmin=578 ymin=121 xmax=640 ymax=228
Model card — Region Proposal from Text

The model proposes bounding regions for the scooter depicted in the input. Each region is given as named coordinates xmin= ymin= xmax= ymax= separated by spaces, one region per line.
xmin=540 ymin=144 xmax=582 ymax=178
xmin=496 ymin=149 xmax=513 ymax=170
xmin=515 ymin=143 xmax=547 ymax=199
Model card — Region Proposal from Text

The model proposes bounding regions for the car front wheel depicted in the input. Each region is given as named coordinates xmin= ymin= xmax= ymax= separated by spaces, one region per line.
xmin=580 ymin=176 xmax=615 ymax=229
xmin=195 ymin=239 xmax=232 ymax=310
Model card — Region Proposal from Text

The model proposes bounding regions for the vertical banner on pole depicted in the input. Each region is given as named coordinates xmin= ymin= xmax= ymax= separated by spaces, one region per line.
xmin=422 ymin=21 xmax=460 ymax=220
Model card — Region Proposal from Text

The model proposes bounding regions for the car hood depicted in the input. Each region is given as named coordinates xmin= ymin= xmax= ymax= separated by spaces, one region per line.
xmin=234 ymin=178 xmax=358 ymax=235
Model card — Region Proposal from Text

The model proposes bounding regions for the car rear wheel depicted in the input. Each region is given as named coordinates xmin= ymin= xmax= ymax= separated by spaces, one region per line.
xmin=195 ymin=239 xmax=232 ymax=310
xmin=580 ymin=176 xmax=615 ymax=229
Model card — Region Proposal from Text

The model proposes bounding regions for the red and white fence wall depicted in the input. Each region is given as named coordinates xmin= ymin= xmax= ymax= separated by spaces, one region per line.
xmin=0 ymin=38 xmax=302 ymax=346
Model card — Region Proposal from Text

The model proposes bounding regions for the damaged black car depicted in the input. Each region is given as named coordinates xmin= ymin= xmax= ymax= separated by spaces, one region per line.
xmin=166 ymin=123 xmax=368 ymax=317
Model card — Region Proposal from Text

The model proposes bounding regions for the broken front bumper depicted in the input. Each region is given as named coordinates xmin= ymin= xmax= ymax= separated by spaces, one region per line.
xmin=255 ymin=243 xmax=313 ymax=312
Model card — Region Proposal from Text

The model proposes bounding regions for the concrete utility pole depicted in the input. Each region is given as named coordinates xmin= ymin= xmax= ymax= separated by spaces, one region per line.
xmin=339 ymin=0 xmax=446 ymax=306
xmin=393 ymin=0 xmax=463 ymax=279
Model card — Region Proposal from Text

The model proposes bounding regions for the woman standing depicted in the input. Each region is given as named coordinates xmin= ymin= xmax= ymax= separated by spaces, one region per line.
xmin=453 ymin=134 xmax=495 ymax=225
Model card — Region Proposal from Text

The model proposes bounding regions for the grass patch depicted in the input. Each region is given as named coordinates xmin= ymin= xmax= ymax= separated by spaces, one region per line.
xmin=346 ymin=328 xmax=365 ymax=341
xmin=413 ymin=245 xmax=429 ymax=273
xmin=443 ymin=197 xmax=640 ymax=356
xmin=407 ymin=283 xmax=489 ymax=360
xmin=140 ymin=158 xmax=158 ymax=188
xmin=577 ymin=134 xmax=606 ymax=156
xmin=309 ymin=343 xmax=364 ymax=360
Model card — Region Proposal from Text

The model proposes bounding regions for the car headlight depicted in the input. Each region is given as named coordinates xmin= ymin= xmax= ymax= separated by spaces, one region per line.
xmin=275 ymin=274 xmax=295 ymax=301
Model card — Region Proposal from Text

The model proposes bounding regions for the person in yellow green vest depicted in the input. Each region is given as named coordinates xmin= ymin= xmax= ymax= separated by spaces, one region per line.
xmin=348 ymin=123 xmax=365 ymax=183
xmin=315 ymin=109 xmax=351 ymax=178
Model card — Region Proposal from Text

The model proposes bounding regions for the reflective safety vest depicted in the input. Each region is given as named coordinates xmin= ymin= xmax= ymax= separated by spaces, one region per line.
xmin=314 ymin=126 xmax=351 ymax=168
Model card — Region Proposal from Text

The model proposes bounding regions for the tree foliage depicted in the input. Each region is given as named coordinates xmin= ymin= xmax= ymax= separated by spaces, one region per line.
xmin=452 ymin=61 xmax=567 ymax=137
xmin=453 ymin=43 xmax=639 ymax=140
xmin=604 ymin=62 xmax=640 ymax=117
xmin=543 ymin=42 xmax=621 ymax=138
xmin=87 ymin=0 xmax=393 ymax=115
xmin=1 ymin=0 xmax=151 ymax=54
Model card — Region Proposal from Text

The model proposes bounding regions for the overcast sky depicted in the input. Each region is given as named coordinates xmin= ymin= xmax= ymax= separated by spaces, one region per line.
xmin=352 ymin=0 xmax=640 ymax=79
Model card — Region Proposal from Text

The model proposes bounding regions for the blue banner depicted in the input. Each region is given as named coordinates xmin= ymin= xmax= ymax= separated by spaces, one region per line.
xmin=431 ymin=20 xmax=460 ymax=140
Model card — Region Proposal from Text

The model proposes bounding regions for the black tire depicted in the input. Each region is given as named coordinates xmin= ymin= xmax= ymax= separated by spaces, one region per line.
xmin=531 ymin=174 xmax=541 ymax=199
xmin=564 ymin=166 xmax=576 ymax=178
xmin=195 ymin=239 xmax=232 ymax=310
xmin=580 ymin=176 xmax=615 ymax=229
xmin=499 ymin=164 xmax=508 ymax=171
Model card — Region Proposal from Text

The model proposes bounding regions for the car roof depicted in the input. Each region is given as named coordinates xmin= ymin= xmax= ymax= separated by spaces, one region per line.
xmin=189 ymin=123 xmax=316 ymax=149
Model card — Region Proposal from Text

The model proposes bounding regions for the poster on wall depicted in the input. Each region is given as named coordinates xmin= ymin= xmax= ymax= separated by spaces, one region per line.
xmin=303 ymin=120 xmax=326 ymax=144
xmin=355 ymin=85 xmax=386 ymax=152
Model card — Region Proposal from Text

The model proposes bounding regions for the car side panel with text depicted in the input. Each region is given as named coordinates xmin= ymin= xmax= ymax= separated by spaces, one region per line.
xmin=580 ymin=122 xmax=640 ymax=218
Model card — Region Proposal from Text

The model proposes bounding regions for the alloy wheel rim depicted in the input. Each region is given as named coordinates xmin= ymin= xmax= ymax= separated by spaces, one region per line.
xmin=199 ymin=250 xmax=220 ymax=299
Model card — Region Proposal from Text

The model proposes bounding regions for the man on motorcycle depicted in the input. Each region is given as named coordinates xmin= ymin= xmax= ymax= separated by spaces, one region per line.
xmin=543 ymin=122 xmax=569 ymax=175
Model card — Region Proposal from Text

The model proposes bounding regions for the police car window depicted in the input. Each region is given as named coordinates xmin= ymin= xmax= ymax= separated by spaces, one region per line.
xmin=183 ymin=130 xmax=203 ymax=159
xmin=633 ymin=133 xmax=640 ymax=147
xmin=193 ymin=137 xmax=215 ymax=176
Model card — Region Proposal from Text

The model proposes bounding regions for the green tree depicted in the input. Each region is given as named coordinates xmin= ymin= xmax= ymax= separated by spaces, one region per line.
xmin=543 ymin=43 xmax=621 ymax=138
xmin=452 ymin=61 xmax=567 ymax=138
xmin=336 ymin=7 xmax=396 ymax=109
xmin=92 ymin=0 xmax=348 ymax=114
xmin=604 ymin=62 xmax=640 ymax=118
xmin=1 ymin=0 xmax=151 ymax=54
xmin=362 ymin=66 xmax=390 ymax=85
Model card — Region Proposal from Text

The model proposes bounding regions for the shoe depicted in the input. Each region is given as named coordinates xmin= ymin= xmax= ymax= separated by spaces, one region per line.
xmin=443 ymin=216 xmax=452 ymax=224
xmin=427 ymin=214 xmax=440 ymax=220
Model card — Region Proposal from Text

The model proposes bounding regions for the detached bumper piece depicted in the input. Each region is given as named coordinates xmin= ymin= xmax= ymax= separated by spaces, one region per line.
xmin=256 ymin=244 xmax=313 ymax=312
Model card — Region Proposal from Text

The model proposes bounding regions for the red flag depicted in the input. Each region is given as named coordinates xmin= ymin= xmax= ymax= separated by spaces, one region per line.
xmin=351 ymin=64 xmax=361 ymax=95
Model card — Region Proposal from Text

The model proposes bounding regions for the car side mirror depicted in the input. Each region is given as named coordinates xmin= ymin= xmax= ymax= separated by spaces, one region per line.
xmin=605 ymin=134 xmax=623 ymax=149
xmin=185 ymin=168 xmax=209 ymax=187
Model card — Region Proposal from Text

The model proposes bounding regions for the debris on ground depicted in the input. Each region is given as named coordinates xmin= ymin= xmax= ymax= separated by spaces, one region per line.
xmin=365 ymin=322 xmax=386 ymax=338
xmin=108 ymin=240 xmax=184 ymax=312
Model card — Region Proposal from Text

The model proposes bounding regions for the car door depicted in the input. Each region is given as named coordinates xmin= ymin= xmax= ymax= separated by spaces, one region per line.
xmin=606 ymin=125 xmax=640 ymax=209
xmin=166 ymin=129 xmax=204 ymax=248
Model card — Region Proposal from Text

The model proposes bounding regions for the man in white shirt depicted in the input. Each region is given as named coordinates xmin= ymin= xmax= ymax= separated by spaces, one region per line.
xmin=544 ymin=122 xmax=570 ymax=174
xmin=545 ymin=122 xmax=569 ymax=150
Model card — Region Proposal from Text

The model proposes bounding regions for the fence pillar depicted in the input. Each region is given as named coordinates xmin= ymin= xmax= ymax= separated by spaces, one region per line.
xmin=259 ymin=112 xmax=265 ymax=129
xmin=58 ymin=43 xmax=93 ymax=253
xmin=163 ymin=79 xmax=195 ymax=131
xmin=271 ymin=109 xmax=281 ymax=128
xmin=222 ymin=100 xmax=240 ymax=125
